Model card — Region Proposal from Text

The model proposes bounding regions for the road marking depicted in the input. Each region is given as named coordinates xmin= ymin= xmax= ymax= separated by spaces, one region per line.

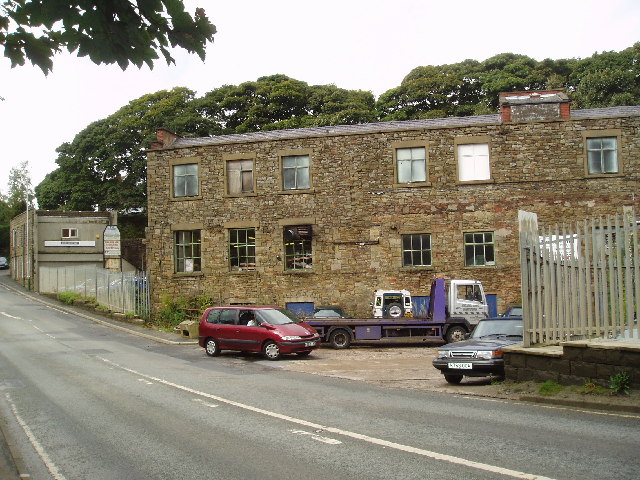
xmin=192 ymin=398 xmax=219 ymax=408
xmin=97 ymin=356 xmax=556 ymax=480
xmin=289 ymin=429 xmax=342 ymax=445
xmin=0 ymin=312 xmax=21 ymax=319
xmin=137 ymin=378 xmax=153 ymax=385
xmin=5 ymin=393 xmax=67 ymax=480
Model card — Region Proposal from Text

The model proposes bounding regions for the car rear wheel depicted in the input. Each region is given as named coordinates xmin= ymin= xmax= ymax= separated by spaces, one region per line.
xmin=445 ymin=325 xmax=467 ymax=343
xmin=205 ymin=338 xmax=220 ymax=357
xmin=262 ymin=341 xmax=281 ymax=360
xmin=329 ymin=329 xmax=351 ymax=349
xmin=444 ymin=374 xmax=463 ymax=384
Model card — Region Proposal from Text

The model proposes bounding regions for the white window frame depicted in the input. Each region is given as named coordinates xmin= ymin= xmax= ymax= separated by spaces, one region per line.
xmin=282 ymin=154 xmax=310 ymax=190
xmin=172 ymin=163 xmax=199 ymax=198
xmin=586 ymin=136 xmax=619 ymax=175
xmin=396 ymin=147 xmax=427 ymax=184
xmin=457 ymin=143 xmax=491 ymax=182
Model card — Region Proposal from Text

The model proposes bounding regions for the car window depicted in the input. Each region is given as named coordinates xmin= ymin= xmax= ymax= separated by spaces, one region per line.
xmin=472 ymin=319 xmax=523 ymax=338
xmin=219 ymin=309 xmax=238 ymax=325
xmin=314 ymin=309 xmax=341 ymax=317
xmin=206 ymin=309 xmax=221 ymax=324
xmin=256 ymin=308 xmax=297 ymax=325
xmin=238 ymin=310 xmax=257 ymax=326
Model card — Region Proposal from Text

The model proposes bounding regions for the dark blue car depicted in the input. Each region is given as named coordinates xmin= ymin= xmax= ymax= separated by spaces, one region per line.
xmin=432 ymin=317 xmax=523 ymax=384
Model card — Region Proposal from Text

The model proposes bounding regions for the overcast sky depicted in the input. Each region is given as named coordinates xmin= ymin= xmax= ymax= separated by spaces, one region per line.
xmin=1 ymin=0 xmax=639 ymax=197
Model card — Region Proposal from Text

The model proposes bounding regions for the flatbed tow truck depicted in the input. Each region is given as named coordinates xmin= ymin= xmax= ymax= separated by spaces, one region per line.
xmin=306 ymin=277 xmax=488 ymax=348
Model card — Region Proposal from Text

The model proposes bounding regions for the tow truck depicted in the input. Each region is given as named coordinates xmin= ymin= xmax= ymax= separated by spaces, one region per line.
xmin=306 ymin=277 xmax=488 ymax=348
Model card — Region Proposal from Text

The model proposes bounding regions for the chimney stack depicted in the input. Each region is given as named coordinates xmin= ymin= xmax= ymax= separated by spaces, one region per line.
xmin=499 ymin=90 xmax=570 ymax=123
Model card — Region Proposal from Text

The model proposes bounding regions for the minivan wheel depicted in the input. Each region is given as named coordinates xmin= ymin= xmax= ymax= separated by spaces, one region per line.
xmin=205 ymin=338 xmax=220 ymax=357
xmin=444 ymin=374 xmax=463 ymax=384
xmin=262 ymin=341 xmax=281 ymax=360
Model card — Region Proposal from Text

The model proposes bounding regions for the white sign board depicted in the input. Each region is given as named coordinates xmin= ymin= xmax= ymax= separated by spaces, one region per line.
xmin=103 ymin=225 xmax=121 ymax=257
xmin=44 ymin=241 xmax=96 ymax=247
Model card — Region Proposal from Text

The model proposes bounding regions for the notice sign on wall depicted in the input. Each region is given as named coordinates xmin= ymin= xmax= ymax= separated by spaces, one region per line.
xmin=103 ymin=225 xmax=121 ymax=257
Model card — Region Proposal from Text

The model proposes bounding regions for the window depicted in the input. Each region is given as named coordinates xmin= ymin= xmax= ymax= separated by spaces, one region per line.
xmin=284 ymin=225 xmax=312 ymax=270
xmin=229 ymin=228 xmax=256 ymax=271
xmin=282 ymin=155 xmax=310 ymax=190
xmin=173 ymin=163 xmax=199 ymax=197
xmin=587 ymin=137 xmax=618 ymax=174
xmin=174 ymin=230 xmax=201 ymax=273
xmin=396 ymin=147 xmax=427 ymax=184
xmin=457 ymin=143 xmax=490 ymax=182
xmin=227 ymin=159 xmax=254 ymax=194
xmin=402 ymin=234 xmax=432 ymax=267
xmin=464 ymin=232 xmax=495 ymax=266
xmin=62 ymin=228 xmax=78 ymax=238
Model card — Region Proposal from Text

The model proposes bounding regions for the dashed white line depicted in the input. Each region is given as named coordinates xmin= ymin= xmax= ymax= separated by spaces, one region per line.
xmin=97 ymin=356 xmax=557 ymax=480
xmin=289 ymin=429 xmax=342 ymax=445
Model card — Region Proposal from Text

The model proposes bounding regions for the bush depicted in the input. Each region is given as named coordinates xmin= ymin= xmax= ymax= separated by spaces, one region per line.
xmin=57 ymin=291 xmax=80 ymax=305
xmin=609 ymin=372 xmax=631 ymax=395
xmin=152 ymin=294 xmax=214 ymax=330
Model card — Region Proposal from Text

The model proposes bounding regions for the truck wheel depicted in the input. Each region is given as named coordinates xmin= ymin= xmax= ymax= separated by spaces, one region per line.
xmin=445 ymin=325 xmax=467 ymax=343
xmin=329 ymin=329 xmax=352 ymax=349
xmin=387 ymin=302 xmax=403 ymax=318
xmin=444 ymin=374 xmax=463 ymax=384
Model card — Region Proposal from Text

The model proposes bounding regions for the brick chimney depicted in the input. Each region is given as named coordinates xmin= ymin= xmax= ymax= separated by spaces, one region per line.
xmin=499 ymin=90 xmax=570 ymax=123
xmin=150 ymin=128 xmax=180 ymax=149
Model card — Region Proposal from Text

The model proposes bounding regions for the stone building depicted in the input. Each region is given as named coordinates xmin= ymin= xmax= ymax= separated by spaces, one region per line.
xmin=10 ymin=210 xmax=120 ymax=291
xmin=145 ymin=91 xmax=640 ymax=317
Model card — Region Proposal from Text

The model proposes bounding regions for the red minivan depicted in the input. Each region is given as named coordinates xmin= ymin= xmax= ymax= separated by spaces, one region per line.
xmin=198 ymin=306 xmax=320 ymax=360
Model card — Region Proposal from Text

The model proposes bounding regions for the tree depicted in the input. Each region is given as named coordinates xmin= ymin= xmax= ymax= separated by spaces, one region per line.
xmin=569 ymin=43 xmax=640 ymax=108
xmin=7 ymin=160 xmax=34 ymax=217
xmin=1 ymin=0 xmax=216 ymax=74
xmin=196 ymin=75 xmax=376 ymax=133
xmin=35 ymin=87 xmax=206 ymax=211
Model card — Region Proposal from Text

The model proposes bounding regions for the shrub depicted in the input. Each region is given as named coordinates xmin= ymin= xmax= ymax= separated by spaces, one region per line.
xmin=152 ymin=294 xmax=214 ymax=330
xmin=609 ymin=372 xmax=631 ymax=395
xmin=57 ymin=291 xmax=79 ymax=305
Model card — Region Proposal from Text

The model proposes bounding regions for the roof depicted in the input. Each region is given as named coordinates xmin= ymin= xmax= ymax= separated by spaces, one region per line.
xmin=164 ymin=105 xmax=640 ymax=150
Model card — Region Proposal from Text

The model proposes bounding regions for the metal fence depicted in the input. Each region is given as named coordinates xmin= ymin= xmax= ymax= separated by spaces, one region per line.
xmin=39 ymin=265 xmax=151 ymax=319
xmin=519 ymin=210 xmax=639 ymax=347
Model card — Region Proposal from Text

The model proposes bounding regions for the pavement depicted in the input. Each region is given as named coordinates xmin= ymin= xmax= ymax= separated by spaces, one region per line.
xmin=1 ymin=273 xmax=639 ymax=478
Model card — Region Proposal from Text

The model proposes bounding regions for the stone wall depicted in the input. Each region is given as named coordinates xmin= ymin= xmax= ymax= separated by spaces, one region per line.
xmin=504 ymin=341 xmax=640 ymax=387
xmin=145 ymin=109 xmax=640 ymax=316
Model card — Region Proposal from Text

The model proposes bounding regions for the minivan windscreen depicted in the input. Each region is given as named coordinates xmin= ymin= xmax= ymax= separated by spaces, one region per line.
xmin=256 ymin=308 xmax=298 ymax=325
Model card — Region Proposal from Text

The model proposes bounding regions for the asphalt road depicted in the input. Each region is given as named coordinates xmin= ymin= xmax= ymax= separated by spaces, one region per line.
xmin=1 ymin=278 xmax=639 ymax=480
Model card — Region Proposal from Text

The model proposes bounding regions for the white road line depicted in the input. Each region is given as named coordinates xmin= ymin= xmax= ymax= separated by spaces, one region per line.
xmin=192 ymin=398 xmax=219 ymax=408
xmin=0 ymin=312 xmax=21 ymax=319
xmin=5 ymin=393 xmax=67 ymax=480
xmin=289 ymin=429 xmax=342 ymax=445
xmin=97 ymin=356 xmax=556 ymax=480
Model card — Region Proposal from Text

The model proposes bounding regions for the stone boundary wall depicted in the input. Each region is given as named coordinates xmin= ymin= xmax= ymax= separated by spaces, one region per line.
xmin=504 ymin=340 xmax=640 ymax=387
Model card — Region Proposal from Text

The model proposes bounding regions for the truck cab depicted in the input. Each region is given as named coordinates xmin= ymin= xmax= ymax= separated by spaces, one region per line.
xmin=448 ymin=279 xmax=488 ymax=326
xmin=372 ymin=289 xmax=413 ymax=318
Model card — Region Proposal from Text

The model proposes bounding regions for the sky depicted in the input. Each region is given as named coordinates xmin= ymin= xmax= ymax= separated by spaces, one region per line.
xmin=1 ymin=0 xmax=639 ymax=197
